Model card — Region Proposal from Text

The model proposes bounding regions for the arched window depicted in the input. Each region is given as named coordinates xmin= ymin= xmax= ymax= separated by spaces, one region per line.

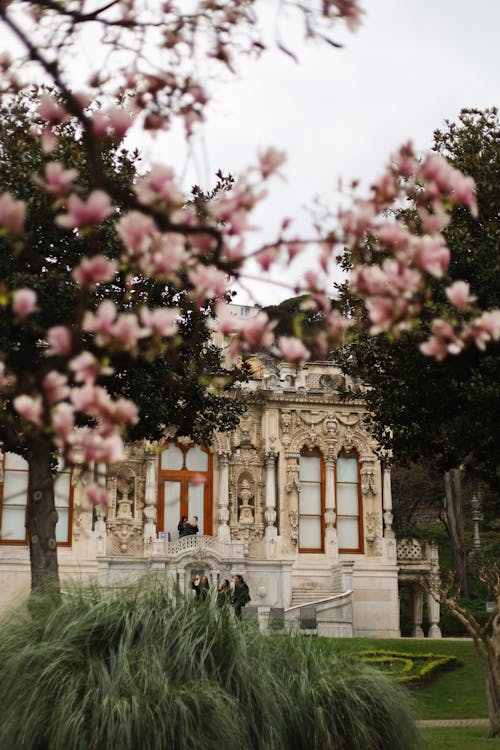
xmin=0 ymin=452 xmax=73 ymax=546
xmin=157 ymin=442 xmax=213 ymax=539
xmin=336 ymin=452 xmax=362 ymax=552
xmin=298 ymin=448 xmax=325 ymax=552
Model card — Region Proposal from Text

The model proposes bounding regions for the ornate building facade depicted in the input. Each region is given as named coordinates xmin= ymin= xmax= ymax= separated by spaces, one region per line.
xmin=0 ymin=358 xmax=442 ymax=638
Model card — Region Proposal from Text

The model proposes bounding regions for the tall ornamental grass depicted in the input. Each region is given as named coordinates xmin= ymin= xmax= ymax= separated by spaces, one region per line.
xmin=0 ymin=580 xmax=421 ymax=750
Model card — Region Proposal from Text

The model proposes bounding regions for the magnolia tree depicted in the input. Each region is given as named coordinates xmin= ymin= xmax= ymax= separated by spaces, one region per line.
xmin=0 ymin=0 xmax=498 ymax=591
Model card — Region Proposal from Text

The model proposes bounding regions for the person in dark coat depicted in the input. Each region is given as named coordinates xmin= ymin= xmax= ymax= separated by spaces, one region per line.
xmin=192 ymin=575 xmax=210 ymax=601
xmin=182 ymin=515 xmax=199 ymax=537
xmin=177 ymin=515 xmax=187 ymax=538
xmin=217 ymin=578 xmax=231 ymax=608
xmin=231 ymin=574 xmax=250 ymax=619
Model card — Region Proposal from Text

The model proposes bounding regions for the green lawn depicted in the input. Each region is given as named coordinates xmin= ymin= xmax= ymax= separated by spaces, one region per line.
xmin=421 ymin=727 xmax=500 ymax=749
xmin=315 ymin=637 xmax=496 ymax=749
xmin=317 ymin=637 xmax=488 ymax=720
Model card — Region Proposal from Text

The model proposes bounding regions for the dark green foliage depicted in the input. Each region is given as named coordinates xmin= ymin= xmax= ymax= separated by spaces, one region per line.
xmin=0 ymin=581 xmax=421 ymax=750
xmin=262 ymin=294 xmax=326 ymax=354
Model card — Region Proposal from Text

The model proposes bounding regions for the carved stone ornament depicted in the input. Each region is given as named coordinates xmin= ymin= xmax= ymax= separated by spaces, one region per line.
xmin=238 ymin=476 xmax=255 ymax=524
xmin=289 ymin=509 xmax=299 ymax=545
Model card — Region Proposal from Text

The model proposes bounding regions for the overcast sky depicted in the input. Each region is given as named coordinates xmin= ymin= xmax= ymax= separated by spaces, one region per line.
xmin=142 ymin=0 xmax=499 ymax=305
xmin=4 ymin=1 xmax=498 ymax=306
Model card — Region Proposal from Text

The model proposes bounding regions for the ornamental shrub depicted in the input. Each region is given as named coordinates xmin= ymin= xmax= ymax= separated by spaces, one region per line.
xmin=0 ymin=580 xmax=421 ymax=750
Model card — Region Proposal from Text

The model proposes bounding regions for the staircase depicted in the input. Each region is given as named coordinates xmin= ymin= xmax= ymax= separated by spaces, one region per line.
xmin=290 ymin=588 xmax=340 ymax=606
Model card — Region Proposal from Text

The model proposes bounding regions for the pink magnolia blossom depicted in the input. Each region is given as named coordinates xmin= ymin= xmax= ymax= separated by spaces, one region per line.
xmin=37 ymin=95 xmax=68 ymax=124
xmin=91 ymin=107 xmax=132 ymax=139
xmin=79 ymin=431 xmax=126 ymax=464
xmin=235 ymin=313 xmax=277 ymax=352
xmin=47 ymin=326 xmax=72 ymax=356
xmin=69 ymin=352 xmax=101 ymax=383
xmin=43 ymin=370 xmax=70 ymax=405
xmin=189 ymin=473 xmax=206 ymax=487
xmin=140 ymin=307 xmax=179 ymax=337
xmin=0 ymin=192 xmax=26 ymax=234
xmin=256 ymin=246 xmax=279 ymax=271
xmin=420 ymin=319 xmax=463 ymax=360
xmin=366 ymin=297 xmax=400 ymax=334
xmin=57 ymin=190 xmax=114 ymax=229
xmin=12 ymin=288 xmax=37 ymax=318
xmin=446 ymin=281 xmax=474 ymax=310
xmin=117 ymin=211 xmax=156 ymax=255
xmin=188 ymin=265 xmax=228 ymax=302
xmin=134 ymin=165 xmax=184 ymax=207
xmin=278 ymin=336 xmax=310 ymax=364
xmin=82 ymin=300 xmax=118 ymax=340
xmin=411 ymin=235 xmax=450 ymax=277
xmin=418 ymin=207 xmax=450 ymax=235
xmin=51 ymin=402 xmax=75 ymax=444
xmin=286 ymin=241 xmax=305 ymax=262
xmin=258 ymin=147 xmax=286 ymax=179
xmin=110 ymin=398 xmax=139 ymax=425
xmin=465 ymin=310 xmax=500 ymax=350
xmin=148 ymin=233 xmax=187 ymax=276
xmin=13 ymin=394 xmax=44 ymax=425
xmin=72 ymin=255 xmax=118 ymax=287
xmin=38 ymin=162 xmax=78 ymax=196
xmin=83 ymin=482 xmax=109 ymax=507
xmin=112 ymin=313 xmax=148 ymax=350
xmin=339 ymin=201 xmax=375 ymax=239
xmin=332 ymin=0 xmax=364 ymax=31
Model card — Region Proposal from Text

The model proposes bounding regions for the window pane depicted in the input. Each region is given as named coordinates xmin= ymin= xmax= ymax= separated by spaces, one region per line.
xmin=299 ymin=454 xmax=320 ymax=481
xmin=186 ymin=445 xmax=208 ymax=472
xmin=4 ymin=452 xmax=28 ymax=470
xmin=336 ymin=484 xmax=359 ymax=515
xmin=338 ymin=517 xmax=359 ymax=549
xmin=299 ymin=483 xmax=321 ymax=515
xmin=55 ymin=473 xmax=71 ymax=508
xmin=299 ymin=517 xmax=321 ymax=549
xmin=337 ymin=456 xmax=358 ymax=482
xmin=1 ymin=507 xmax=26 ymax=541
xmin=161 ymin=444 xmax=184 ymax=471
xmin=2 ymin=471 xmax=28 ymax=505
xmin=188 ymin=482 xmax=204 ymax=534
xmin=164 ymin=481 xmax=181 ymax=539
xmin=56 ymin=509 xmax=69 ymax=543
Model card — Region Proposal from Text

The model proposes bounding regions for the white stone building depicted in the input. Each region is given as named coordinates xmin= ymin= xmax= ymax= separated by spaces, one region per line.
xmin=0 ymin=352 xmax=441 ymax=638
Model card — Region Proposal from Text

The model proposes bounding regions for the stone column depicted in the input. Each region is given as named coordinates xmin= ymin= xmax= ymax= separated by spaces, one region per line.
xmin=427 ymin=590 xmax=442 ymax=639
xmin=95 ymin=463 xmax=107 ymax=555
xmin=264 ymin=451 xmax=277 ymax=540
xmin=143 ymin=452 xmax=158 ymax=544
xmin=324 ymin=454 xmax=338 ymax=559
xmin=383 ymin=464 xmax=395 ymax=538
xmin=411 ymin=586 xmax=425 ymax=638
xmin=427 ymin=545 xmax=442 ymax=638
xmin=217 ymin=451 xmax=231 ymax=542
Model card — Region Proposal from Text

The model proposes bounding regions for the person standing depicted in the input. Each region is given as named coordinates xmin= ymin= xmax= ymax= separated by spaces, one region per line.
xmin=217 ymin=578 xmax=231 ymax=608
xmin=177 ymin=515 xmax=187 ymax=538
xmin=231 ymin=574 xmax=251 ymax=619
xmin=182 ymin=516 xmax=199 ymax=536
xmin=192 ymin=574 xmax=210 ymax=601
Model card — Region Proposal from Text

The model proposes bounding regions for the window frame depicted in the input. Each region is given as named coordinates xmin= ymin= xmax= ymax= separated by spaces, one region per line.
xmin=0 ymin=452 xmax=74 ymax=547
xmin=336 ymin=450 xmax=363 ymax=554
xmin=157 ymin=441 xmax=213 ymax=537
xmin=298 ymin=447 xmax=325 ymax=553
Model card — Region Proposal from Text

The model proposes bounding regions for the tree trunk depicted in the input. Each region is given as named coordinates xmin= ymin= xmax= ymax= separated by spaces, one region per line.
xmin=486 ymin=643 xmax=500 ymax=737
xmin=444 ymin=468 xmax=468 ymax=597
xmin=26 ymin=438 xmax=60 ymax=594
